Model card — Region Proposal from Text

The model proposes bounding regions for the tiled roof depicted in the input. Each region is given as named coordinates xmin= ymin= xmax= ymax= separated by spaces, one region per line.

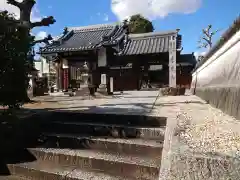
xmin=40 ymin=23 xmax=118 ymax=54
xmin=119 ymin=30 xmax=179 ymax=55
xmin=178 ymin=54 xmax=197 ymax=67
xmin=40 ymin=23 xmax=181 ymax=56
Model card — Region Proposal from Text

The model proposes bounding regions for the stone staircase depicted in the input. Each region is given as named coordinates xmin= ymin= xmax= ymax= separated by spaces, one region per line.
xmin=3 ymin=112 xmax=167 ymax=180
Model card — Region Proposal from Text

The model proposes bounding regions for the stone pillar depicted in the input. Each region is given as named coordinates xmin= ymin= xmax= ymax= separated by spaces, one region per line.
xmin=100 ymin=74 xmax=107 ymax=86
xmin=98 ymin=48 xmax=108 ymax=94
xmin=109 ymin=77 xmax=114 ymax=94
xmin=62 ymin=59 xmax=69 ymax=91
xmin=169 ymin=35 xmax=177 ymax=88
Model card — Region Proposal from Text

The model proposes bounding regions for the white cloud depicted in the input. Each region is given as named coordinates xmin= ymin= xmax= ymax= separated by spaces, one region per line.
xmin=111 ymin=0 xmax=202 ymax=20
xmin=35 ymin=31 xmax=47 ymax=40
xmin=0 ymin=0 xmax=21 ymax=18
xmin=0 ymin=0 xmax=42 ymax=21
xmin=31 ymin=6 xmax=42 ymax=22
xmin=96 ymin=12 xmax=109 ymax=22
xmin=194 ymin=51 xmax=206 ymax=59
xmin=103 ymin=14 xmax=109 ymax=22
xmin=34 ymin=31 xmax=48 ymax=59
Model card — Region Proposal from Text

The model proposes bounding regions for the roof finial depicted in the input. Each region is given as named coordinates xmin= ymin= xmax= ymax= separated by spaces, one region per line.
xmin=63 ymin=27 xmax=69 ymax=35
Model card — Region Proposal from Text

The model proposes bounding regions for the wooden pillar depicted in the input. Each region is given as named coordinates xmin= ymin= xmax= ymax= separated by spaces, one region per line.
xmin=59 ymin=60 xmax=63 ymax=91
xmin=62 ymin=59 xmax=69 ymax=91
xmin=169 ymin=35 xmax=177 ymax=88
xmin=56 ymin=61 xmax=60 ymax=91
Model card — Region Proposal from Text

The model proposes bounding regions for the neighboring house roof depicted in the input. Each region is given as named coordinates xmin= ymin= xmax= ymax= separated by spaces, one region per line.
xmin=119 ymin=30 xmax=180 ymax=55
xmin=40 ymin=23 xmax=122 ymax=54
xmin=177 ymin=54 xmax=197 ymax=67
xmin=195 ymin=15 xmax=240 ymax=70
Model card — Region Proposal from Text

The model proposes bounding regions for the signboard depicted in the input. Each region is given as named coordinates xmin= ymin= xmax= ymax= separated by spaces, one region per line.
xmin=169 ymin=36 xmax=177 ymax=88
xmin=98 ymin=48 xmax=107 ymax=67
xmin=110 ymin=77 xmax=114 ymax=93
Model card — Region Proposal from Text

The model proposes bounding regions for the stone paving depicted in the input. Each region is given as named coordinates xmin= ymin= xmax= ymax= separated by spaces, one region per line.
xmin=24 ymin=91 xmax=160 ymax=115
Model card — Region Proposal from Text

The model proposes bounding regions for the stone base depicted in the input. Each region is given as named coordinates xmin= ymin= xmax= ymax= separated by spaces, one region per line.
xmin=160 ymin=87 xmax=186 ymax=96
xmin=97 ymin=84 xmax=108 ymax=95
xmin=195 ymin=86 xmax=240 ymax=119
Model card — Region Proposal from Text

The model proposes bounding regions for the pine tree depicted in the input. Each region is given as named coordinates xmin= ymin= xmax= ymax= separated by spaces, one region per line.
xmin=127 ymin=14 xmax=154 ymax=34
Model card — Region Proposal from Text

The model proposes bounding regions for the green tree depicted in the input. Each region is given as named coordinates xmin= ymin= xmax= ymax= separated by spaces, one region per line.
xmin=127 ymin=14 xmax=154 ymax=34
xmin=0 ymin=11 xmax=30 ymax=108
xmin=0 ymin=0 xmax=55 ymax=108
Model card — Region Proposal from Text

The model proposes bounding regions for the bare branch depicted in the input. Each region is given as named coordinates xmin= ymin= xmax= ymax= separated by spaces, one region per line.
xmin=202 ymin=29 xmax=211 ymax=38
xmin=207 ymin=24 xmax=212 ymax=35
xmin=7 ymin=0 xmax=22 ymax=9
xmin=198 ymin=42 xmax=208 ymax=49
xmin=32 ymin=35 xmax=53 ymax=45
xmin=202 ymin=37 xmax=211 ymax=45
xmin=31 ymin=16 xmax=56 ymax=28
xmin=210 ymin=29 xmax=220 ymax=36
xmin=198 ymin=24 xmax=218 ymax=50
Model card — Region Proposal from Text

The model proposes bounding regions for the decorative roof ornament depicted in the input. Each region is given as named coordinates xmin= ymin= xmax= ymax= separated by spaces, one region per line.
xmin=63 ymin=27 xmax=69 ymax=36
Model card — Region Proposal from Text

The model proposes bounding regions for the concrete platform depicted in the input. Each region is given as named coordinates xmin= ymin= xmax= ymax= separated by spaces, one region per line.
xmin=24 ymin=91 xmax=160 ymax=115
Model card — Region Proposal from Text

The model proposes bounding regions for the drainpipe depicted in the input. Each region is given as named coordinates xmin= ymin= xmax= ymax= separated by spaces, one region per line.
xmin=193 ymin=70 xmax=198 ymax=95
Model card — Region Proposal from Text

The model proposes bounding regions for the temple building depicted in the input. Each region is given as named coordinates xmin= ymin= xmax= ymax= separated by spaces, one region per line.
xmin=40 ymin=23 xmax=196 ymax=94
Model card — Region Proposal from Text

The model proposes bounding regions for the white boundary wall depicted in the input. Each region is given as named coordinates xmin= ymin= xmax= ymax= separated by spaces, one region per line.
xmin=191 ymin=30 xmax=240 ymax=118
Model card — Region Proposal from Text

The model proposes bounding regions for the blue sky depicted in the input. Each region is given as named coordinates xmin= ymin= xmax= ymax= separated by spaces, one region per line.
xmin=1 ymin=0 xmax=239 ymax=55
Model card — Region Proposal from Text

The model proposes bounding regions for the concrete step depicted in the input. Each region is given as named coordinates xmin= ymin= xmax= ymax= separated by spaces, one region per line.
xmin=42 ymin=133 xmax=163 ymax=158
xmin=0 ymin=176 xmax=26 ymax=180
xmin=8 ymin=161 xmax=135 ymax=180
xmin=45 ymin=121 xmax=165 ymax=140
xmin=29 ymin=148 xmax=160 ymax=180
xmin=46 ymin=112 xmax=166 ymax=128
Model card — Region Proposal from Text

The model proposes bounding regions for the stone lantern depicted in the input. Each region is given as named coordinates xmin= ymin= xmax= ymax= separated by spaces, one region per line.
xmin=82 ymin=61 xmax=89 ymax=85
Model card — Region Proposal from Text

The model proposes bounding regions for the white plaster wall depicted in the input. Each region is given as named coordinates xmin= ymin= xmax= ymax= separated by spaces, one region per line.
xmin=42 ymin=58 xmax=50 ymax=74
xmin=34 ymin=61 xmax=42 ymax=77
xmin=62 ymin=59 xmax=68 ymax=69
xmin=192 ymin=30 xmax=240 ymax=89
xmin=34 ymin=57 xmax=50 ymax=77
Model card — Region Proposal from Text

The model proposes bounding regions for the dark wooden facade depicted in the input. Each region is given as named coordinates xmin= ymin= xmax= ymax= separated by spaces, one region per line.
xmin=50 ymin=50 xmax=195 ymax=92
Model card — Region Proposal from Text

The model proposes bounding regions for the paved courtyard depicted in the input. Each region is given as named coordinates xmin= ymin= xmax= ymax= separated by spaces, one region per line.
xmin=24 ymin=91 xmax=160 ymax=115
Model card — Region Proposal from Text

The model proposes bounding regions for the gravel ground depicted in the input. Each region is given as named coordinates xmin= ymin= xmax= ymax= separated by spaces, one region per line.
xmin=153 ymin=95 xmax=240 ymax=180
